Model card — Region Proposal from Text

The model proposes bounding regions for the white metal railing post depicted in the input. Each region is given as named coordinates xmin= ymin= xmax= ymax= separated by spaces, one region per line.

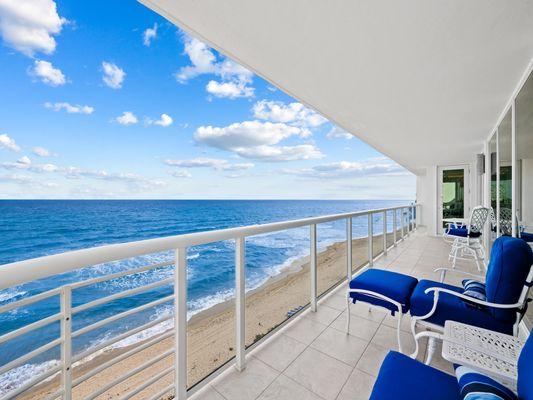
xmin=346 ymin=218 xmax=352 ymax=282
xmin=235 ymin=237 xmax=246 ymax=371
xmin=393 ymin=209 xmax=397 ymax=246
xmin=60 ymin=286 xmax=72 ymax=400
xmin=400 ymin=208 xmax=405 ymax=238
xmin=383 ymin=211 xmax=387 ymax=255
xmin=174 ymin=248 xmax=188 ymax=400
xmin=310 ymin=224 xmax=317 ymax=312
xmin=404 ymin=208 xmax=409 ymax=236
xmin=368 ymin=213 xmax=373 ymax=267
xmin=412 ymin=204 xmax=416 ymax=230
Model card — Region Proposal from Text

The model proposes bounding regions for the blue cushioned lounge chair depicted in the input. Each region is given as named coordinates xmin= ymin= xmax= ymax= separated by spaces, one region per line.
xmin=410 ymin=236 xmax=533 ymax=363
xmin=369 ymin=329 xmax=533 ymax=400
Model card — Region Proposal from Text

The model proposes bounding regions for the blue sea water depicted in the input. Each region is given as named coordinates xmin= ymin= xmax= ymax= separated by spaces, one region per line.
xmin=0 ymin=199 xmax=409 ymax=391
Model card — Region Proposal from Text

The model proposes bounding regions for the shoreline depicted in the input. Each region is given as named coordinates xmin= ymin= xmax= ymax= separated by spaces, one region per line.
xmin=21 ymin=232 xmax=392 ymax=399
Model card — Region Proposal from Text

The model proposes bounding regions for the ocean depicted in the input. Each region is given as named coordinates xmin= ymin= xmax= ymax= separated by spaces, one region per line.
xmin=0 ymin=199 xmax=409 ymax=392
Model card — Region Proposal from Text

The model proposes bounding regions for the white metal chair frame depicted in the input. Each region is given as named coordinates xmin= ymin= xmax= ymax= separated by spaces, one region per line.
xmin=409 ymin=266 xmax=533 ymax=365
xmin=444 ymin=206 xmax=490 ymax=271
xmin=346 ymin=289 xmax=405 ymax=352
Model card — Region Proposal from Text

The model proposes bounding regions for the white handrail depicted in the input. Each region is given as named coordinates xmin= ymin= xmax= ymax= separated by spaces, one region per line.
xmin=0 ymin=205 xmax=415 ymax=290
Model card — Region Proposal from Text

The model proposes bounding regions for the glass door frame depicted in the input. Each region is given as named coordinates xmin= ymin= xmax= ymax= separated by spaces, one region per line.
xmin=437 ymin=164 xmax=470 ymax=235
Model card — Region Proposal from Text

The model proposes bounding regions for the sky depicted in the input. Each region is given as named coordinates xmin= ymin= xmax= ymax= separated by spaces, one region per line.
xmin=0 ymin=0 xmax=415 ymax=200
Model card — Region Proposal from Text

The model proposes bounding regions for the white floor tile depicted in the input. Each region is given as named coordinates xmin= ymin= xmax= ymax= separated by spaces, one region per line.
xmin=212 ymin=357 xmax=278 ymax=400
xmin=310 ymin=327 xmax=368 ymax=366
xmin=257 ymin=374 xmax=322 ymax=400
xmin=284 ymin=348 xmax=352 ymax=400
xmin=253 ymin=334 xmax=306 ymax=372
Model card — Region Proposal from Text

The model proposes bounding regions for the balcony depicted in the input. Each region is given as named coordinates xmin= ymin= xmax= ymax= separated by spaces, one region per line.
xmin=0 ymin=204 xmax=477 ymax=400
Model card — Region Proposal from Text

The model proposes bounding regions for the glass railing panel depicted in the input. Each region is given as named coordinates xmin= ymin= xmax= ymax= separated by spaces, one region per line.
xmin=244 ymin=227 xmax=310 ymax=348
xmin=372 ymin=213 xmax=385 ymax=258
xmin=316 ymin=220 xmax=348 ymax=297
xmin=186 ymin=242 xmax=235 ymax=388
xmin=351 ymin=215 xmax=369 ymax=273
xmin=386 ymin=210 xmax=395 ymax=249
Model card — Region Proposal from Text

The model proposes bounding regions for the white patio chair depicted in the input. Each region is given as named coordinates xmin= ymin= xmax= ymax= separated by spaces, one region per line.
xmin=444 ymin=206 xmax=490 ymax=271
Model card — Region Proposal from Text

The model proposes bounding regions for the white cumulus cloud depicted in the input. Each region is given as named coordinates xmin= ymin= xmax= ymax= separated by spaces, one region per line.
xmin=326 ymin=126 xmax=353 ymax=140
xmin=206 ymin=80 xmax=254 ymax=99
xmin=142 ymin=23 xmax=157 ymax=46
xmin=102 ymin=61 xmax=125 ymax=89
xmin=282 ymin=160 xmax=408 ymax=179
xmin=146 ymin=113 xmax=173 ymax=127
xmin=252 ymin=100 xmax=327 ymax=128
xmin=175 ymin=35 xmax=254 ymax=99
xmin=44 ymin=102 xmax=94 ymax=114
xmin=165 ymin=157 xmax=254 ymax=171
xmin=0 ymin=0 xmax=67 ymax=56
xmin=194 ymin=121 xmax=322 ymax=162
xmin=30 ymin=60 xmax=66 ymax=86
xmin=2 ymin=156 xmax=59 ymax=173
xmin=32 ymin=146 xmax=56 ymax=157
xmin=0 ymin=134 xmax=20 ymax=151
xmin=115 ymin=111 xmax=138 ymax=125
xmin=171 ymin=170 xmax=192 ymax=179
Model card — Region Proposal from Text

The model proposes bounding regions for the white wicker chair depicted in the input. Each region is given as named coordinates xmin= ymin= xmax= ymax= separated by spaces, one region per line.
xmin=444 ymin=206 xmax=490 ymax=271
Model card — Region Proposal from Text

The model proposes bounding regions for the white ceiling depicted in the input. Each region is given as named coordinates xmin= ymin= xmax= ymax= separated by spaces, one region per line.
xmin=140 ymin=0 xmax=533 ymax=174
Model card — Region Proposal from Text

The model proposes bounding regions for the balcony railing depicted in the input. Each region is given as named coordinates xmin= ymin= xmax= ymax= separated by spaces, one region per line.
xmin=0 ymin=203 xmax=418 ymax=400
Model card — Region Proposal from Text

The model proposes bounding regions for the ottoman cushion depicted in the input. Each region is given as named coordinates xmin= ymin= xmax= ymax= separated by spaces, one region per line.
xmin=349 ymin=269 xmax=418 ymax=315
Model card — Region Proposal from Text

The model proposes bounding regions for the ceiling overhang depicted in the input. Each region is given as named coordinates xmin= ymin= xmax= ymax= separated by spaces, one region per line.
xmin=140 ymin=0 xmax=533 ymax=174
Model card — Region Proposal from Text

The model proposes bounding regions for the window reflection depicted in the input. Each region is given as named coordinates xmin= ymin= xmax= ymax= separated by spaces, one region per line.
xmin=516 ymin=71 xmax=533 ymax=329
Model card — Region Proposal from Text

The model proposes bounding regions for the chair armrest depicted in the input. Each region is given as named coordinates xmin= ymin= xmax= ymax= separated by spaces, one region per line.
xmin=433 ymin=268 xmax=484 ymax=283
xmin=424 ymin=287 xmax=523 ymax=309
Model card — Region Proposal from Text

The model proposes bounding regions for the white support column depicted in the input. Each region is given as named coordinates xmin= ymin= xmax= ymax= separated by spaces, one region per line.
xmin=383 ymin=211 xmax=387 ymax=255
xmin=368 ymin=213 xmax=373 ymax=267
xmin=235 ymin=237 xmax=246 ymax=371
xmin=511 ymin=100 xmax=517 ymax=237
xmin=496 ymin=129 xmax=500 ymax=237
xmin=483 ymin=140 xmax=491 ymax=252
xmin=346 ymin=218 xmax=352 ymax=282
xmin=60 ymin=286 xmax=72 ymax=400
xmin=393 ymin=209 xmax=397 ymax=246
xmin=310 ymin=224 xmax=317 ymax=312
xmin=174 ymin=248 xmax=188 ymax=400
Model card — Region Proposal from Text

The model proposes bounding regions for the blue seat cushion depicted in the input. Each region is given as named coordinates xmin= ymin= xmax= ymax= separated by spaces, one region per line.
xmin=521 ymin=231 xmax=533 ymax=243
xmin=447 ymin=227 xmax=481 ymax=238
xmin=409 ymin=280 xmax=513 ymax=334
xmin=369 ymin=351 xmax=459 ymax=400
xmin=349 ymin=269 xmax=418 ymax=315
xmin=485 ymin=236 xmax=533 ymax=322
xmin=454 ymin=365 xmax=517 ymax=400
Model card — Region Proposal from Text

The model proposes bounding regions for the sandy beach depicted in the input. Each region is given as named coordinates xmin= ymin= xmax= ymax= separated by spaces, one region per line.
xmin=23 ymin=232 xmax=395 ymax=400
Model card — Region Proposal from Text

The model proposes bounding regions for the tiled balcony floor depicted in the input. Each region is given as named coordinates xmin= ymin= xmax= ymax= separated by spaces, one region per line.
xmin=191 ymin=229 xmax=480 ymax=400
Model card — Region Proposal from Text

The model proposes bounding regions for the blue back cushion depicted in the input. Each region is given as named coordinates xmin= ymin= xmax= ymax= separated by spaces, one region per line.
xmin=518 ymin=332 xmax=533 ymax=400
xmin=485 ymin=236 xmax=533 ymax=321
